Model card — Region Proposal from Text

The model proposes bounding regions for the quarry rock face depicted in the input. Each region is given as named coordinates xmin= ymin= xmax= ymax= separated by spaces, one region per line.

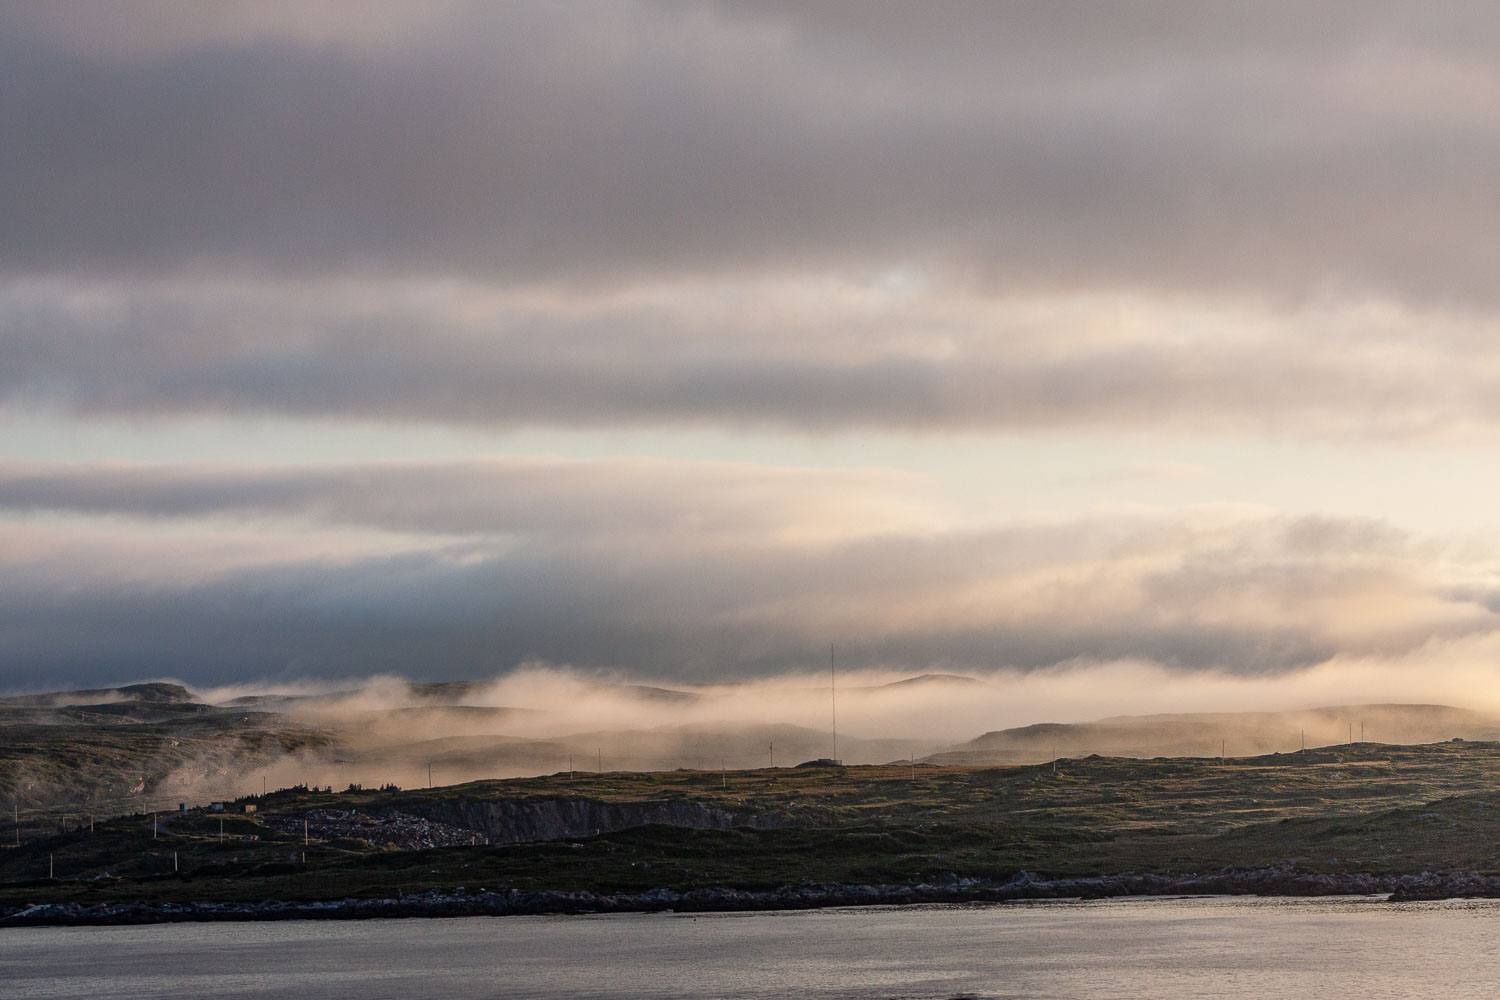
xmin=410 ymin=797 xmax=782 ymax=843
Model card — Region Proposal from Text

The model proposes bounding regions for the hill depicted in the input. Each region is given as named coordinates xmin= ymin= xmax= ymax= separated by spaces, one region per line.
xmin=10 ymin=675 xmax=1500 ymax=836
xmin=931 ymin=703 xmax=1500 ymax=764
xmin=0 ymin=682 xmax=196 ymax=710
xmin=10 ymin=740 xmax=1500 ymax=914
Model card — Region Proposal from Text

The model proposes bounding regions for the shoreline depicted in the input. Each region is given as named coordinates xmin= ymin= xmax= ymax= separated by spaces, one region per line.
xmin=3 ymin=868 xmax=1494 ymax=928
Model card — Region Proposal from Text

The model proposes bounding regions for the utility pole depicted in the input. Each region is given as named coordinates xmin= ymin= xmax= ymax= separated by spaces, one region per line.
xmin=428 ymin=763 xmax=433 ymax=789
xmin=1349 ymin=723 xmax=1353 ymax=745
xmin=597 ymin=748 xmax=602 ymax=773
xmin=219 ymin=817 xmax=224 ymax=843
xmin=1301 ymin=729 xmax=1305 ymax=752
xmin=568 ymin=754 xmax=573 ymax=780
xmin=769 ymin=742 xmax=774 ymax=769
xmin=262 ymin=776 xmax=267 ymax=799
xmin=1052 ymin=736 xmax=1058 ymax=776
xmin=153 ymin=814 xmax=158 ymax=840
xmin=721 ymin=757 xmax=726 ymax=789
xmin=304 ymin=819 xmax=309 ymax=846
xmin=1221 ymin=739 xmax=1225 ymax=761
xmin=1361 ymin=720 xmax=1365 ymax=743
xmin=173 ymin=852 xmax=178 ymax=873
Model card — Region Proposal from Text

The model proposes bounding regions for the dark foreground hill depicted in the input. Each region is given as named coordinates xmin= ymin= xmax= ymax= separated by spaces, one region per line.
xmin=8 ymin=739 xmax=1500 ymax=919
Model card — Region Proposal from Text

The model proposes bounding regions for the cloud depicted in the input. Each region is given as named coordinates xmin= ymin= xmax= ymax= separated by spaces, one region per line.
xmin=0 ymin=455 xmax=938 ymax=543
xmin=1 ymin=1 xmax=467 ymax=58
xmin=0 ymin=456 xmax=1493 ymax=689
xmin=2 ymin=4 xmax=1499 ymax=436
xmin=2 ymin=277 xmax=1498 ymax=436
xmin=4 ymin=2 xmax=1500 ymax=703
xmin=1 ymin=1 xmax=1498 ymax=305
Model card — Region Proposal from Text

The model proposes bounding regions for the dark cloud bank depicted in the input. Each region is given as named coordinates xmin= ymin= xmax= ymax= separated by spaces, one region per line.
xmin=2 ymin=3 xmax=1500 ymax=434
xmin=1 ymin=2 xmax=1496 ymax=300
xmin=0 ymin=458 xmax=1494 ymax=689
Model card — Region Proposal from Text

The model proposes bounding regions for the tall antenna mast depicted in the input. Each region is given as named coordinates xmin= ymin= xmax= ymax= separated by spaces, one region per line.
xmin=830 ymin=643 xmax=838 ymax=764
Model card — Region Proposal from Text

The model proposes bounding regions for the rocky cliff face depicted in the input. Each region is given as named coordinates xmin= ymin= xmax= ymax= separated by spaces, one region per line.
xmin=409 ymin=797 xmax=782 ymax=843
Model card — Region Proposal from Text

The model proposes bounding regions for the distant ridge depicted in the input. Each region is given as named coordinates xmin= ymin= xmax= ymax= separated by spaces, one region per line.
xmin=929 ymin=703 xmax=1500 ymax=765
xmin=875 ymin=673 xmax=983 ymax=690
xmin=228 ymin=679 xmax=705 ymax=710
xmin=0 ymin=681 xmax=196 ymax=708
xmin=591 ymin=683 xmax=702 ymax=703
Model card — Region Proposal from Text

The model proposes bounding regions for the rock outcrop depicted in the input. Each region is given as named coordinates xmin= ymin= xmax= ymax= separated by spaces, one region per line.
xmin=10 ymin=867 xmax=1500 ymax=927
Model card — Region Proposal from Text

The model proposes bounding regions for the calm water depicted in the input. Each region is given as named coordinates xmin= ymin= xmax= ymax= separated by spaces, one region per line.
xmin=5 ymin=896 xmax=1500 ymax=999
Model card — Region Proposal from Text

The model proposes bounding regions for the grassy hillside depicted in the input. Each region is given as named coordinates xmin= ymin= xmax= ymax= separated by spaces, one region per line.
xmin=0 ymin=714 xmax=337 ymax=823
xmin=7 ymin=683 xmax=1500 ymax=840
xmin=6 ymin=741 xmax=1500 ymax=907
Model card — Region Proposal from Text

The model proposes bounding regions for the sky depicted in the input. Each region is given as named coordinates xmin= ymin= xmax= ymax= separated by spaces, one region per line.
xmin=5 ymin=1 xmax=1500 ymax=711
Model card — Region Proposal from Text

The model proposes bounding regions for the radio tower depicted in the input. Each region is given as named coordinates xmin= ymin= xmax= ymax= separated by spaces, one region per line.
xmin=830 ymin=643 xmax=838 ymax=764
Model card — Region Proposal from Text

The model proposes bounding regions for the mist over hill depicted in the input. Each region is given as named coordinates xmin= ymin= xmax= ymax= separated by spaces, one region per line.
xmin=2 ymin=665 xmax=1500 ymax=839
xmin=8 ymin=668 xmax=1500 ymax=827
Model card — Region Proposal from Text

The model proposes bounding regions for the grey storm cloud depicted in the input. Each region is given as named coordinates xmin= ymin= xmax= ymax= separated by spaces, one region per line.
xmin=0 ymin=457 xmax=1494 ymax=688
xmin=0 ymin=1 xmax=1498 ymax=302
xmin=3 ymin=2 xmax=1500 ymax=435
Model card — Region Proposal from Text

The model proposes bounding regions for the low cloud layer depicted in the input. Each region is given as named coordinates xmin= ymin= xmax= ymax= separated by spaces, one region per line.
xmin=188 ymin=650 xmax=1500 ymax=748
xmin=248 ymin=649 xmax=1500 ymax=747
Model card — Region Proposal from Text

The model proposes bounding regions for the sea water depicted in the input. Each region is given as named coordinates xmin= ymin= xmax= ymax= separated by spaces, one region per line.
xmin=5 ymin=896 xmax=1500 ymax=999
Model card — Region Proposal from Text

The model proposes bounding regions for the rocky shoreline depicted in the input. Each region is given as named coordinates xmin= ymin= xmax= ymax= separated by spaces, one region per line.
xmin=4 ymin=867 xmax=1498 ymax=927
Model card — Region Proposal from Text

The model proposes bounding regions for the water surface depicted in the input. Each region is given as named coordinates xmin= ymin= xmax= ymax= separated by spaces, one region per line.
xmin=5 ymin=896 xmax=1500 ymax=999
